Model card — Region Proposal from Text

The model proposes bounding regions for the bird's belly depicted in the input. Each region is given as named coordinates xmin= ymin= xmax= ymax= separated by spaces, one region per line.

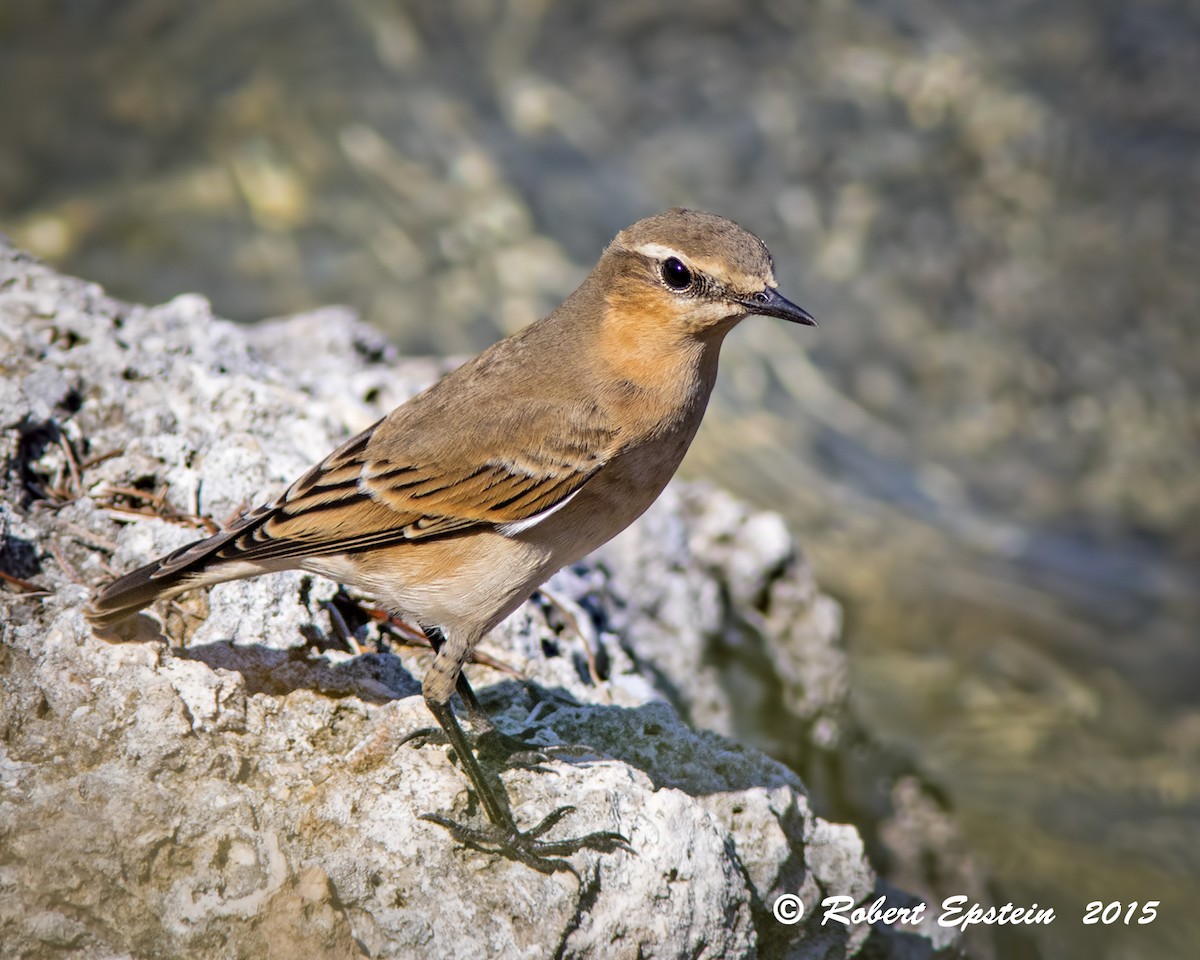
xmin=303 ymin=532 xmax=553 ymax=638
xmin=303 ymin=426 xmax=695 ymax=638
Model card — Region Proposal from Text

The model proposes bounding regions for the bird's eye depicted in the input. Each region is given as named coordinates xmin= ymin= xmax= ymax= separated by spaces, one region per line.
xmin=661 ymin=257 xmax=693 ymax=291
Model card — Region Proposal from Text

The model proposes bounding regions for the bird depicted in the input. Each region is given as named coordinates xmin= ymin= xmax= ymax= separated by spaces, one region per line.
xmin=86 ymin=207 xmax=816 ymax=872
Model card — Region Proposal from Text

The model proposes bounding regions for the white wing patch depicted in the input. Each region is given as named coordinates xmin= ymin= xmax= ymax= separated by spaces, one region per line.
xmin=496 ymin=487 xmax=582 ymax=537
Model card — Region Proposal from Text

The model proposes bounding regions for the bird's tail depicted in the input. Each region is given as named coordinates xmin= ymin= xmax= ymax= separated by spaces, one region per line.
xmin=85 ymin=525 xmax=257 ymax=629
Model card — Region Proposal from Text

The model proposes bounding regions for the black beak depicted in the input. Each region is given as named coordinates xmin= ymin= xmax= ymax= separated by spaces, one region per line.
xmin=742 ymin=287 xmax=817 ymax=326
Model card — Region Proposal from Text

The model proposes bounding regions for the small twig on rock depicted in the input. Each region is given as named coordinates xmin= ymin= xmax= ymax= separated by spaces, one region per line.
xmin=536 ymin=587 xmax=604 ymax=689
xmin=59 ymin=520 xmax=118 ymax=553
xmin=79 ymin=447 xmax=123 ymax=470
xmin=46 ymin=541 xmax=85 ymax=585
xmin=93 ymin=484 xmax=219 ymax=533
xmin=57 ymin=433 xmax=84 ymax=498
xmin=0 ymin=569 xmax=50 ymax=596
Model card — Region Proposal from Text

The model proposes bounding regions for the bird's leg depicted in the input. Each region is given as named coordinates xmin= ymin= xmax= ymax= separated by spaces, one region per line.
xmin=398 ymin=626 xmax=550 ymax=766
xmin=415 ymin=627 xmax=629 ymax=874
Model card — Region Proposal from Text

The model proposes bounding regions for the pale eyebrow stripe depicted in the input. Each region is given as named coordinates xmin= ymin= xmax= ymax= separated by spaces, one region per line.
xmin=631 ymin=242 xmax=727 ymax=280
xmin=630 ymin=241 xmax=773 ymax=291
xmin=631 ymin=242 xmax=686 ymax=262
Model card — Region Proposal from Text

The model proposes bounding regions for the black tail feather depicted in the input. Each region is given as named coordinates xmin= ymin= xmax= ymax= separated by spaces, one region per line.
xmin=85 ymin=528 xmax=240 ymax=628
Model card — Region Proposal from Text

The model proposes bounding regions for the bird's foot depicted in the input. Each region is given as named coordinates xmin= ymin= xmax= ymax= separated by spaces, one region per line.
xmin=421 ymin=805 xmax=631 ymax=876
xmin=397 ymin=724 xmax=447 ymax=750
xmin=400 ymin=724 xmax=586 ymax=772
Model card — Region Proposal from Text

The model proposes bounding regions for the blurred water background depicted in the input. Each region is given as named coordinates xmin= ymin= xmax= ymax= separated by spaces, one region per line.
xmin=2 ymin=2 xmax=1197 ymax=957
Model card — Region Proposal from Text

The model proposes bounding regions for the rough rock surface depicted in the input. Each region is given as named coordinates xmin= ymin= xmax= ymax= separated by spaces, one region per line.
xmin=0 ymin=239 xmax=949 ymax=959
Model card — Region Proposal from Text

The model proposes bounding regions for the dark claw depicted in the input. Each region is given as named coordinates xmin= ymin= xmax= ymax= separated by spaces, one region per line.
xmin=474 ymin=728 xmax=555 ymax=769
xmin=524 ymin=804 xmax=576 ymax=839
xmin=475 ymin=728 xmax=608 ymax=769
xmin=397 ymin=725 xmax=445 ymax=749
xmin=421 ymin=806 xmax=632 ymax=877
xmin=409 ymin=677 xmax=627 ymax=875
xmin=402 ymin=724 xmax=579 ymax=773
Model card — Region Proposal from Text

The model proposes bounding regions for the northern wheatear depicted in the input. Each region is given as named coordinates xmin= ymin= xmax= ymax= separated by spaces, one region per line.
xmin=86 ymin=208 xmax=816 ymax=871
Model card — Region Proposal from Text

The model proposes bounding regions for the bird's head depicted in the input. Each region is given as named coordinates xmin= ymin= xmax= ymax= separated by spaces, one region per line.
xmin=602 ymin=208 xmax=815 ymax=339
